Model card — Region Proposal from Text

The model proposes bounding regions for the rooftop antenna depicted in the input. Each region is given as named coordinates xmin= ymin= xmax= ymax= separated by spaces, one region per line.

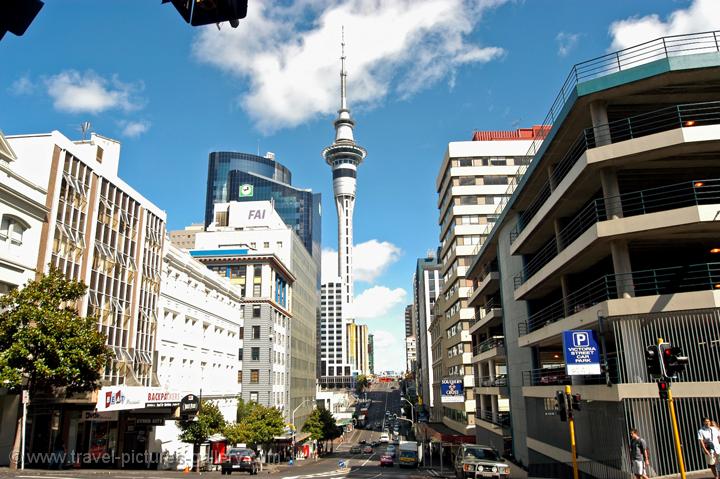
xmin=80 ymin=121 xmax=91 ymax=141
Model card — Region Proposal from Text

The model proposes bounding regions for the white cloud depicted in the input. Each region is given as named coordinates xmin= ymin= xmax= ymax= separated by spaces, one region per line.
xmin=609 ymin=0 xmax=720 ymax=51
xmin=350 ymin=285 xmax=406 ymax=319
xmin=322 ymin=239 xmax=401 ymax=284
xmin=371 ymin=329 xmax=405 ymax=373
xmin=556 ymin=32 xmax=580 ymax=57
xmin=9 ymin=74 xmax=35 ymax=95
xmin=192 ymin=0 xmax=507 ymax=133
xmin=44 ymin=70 xmax=144 ymax=114
xmin=118 ymin=120 xmax=151 ymax=138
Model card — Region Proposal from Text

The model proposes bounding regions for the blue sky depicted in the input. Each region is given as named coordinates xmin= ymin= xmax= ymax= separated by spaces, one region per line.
xmin=1 ymin=0 xmax=715 ymax=372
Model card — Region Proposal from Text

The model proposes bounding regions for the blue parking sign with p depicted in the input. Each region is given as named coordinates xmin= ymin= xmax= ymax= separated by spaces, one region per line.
xmin=563 ymin=330 xmax=601 ymax=376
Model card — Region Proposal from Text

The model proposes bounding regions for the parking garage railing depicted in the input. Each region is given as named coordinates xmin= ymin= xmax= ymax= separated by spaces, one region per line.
xmin=472 ymin=336 xmax=505 ymax=356
xmin=514 ymin=178 xmax=720 ymax=288
xmin=522 ymin=354 xmax=619 ymax=386
xmin=519 ymin=261 xmax=720 ymax=334
xmin=510 ymin=99 xmax=720 ymax=243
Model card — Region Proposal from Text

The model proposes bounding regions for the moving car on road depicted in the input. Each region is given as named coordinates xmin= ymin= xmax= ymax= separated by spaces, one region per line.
xmin=350 ymin=445 xmax=362 ymax=454
xmin=221 ymin=448 xmax=259 ymax=475
xmin=379 ymin=433 xmax=389 ymax=443
xmin=362 ymin=445 xmax=373 ymax=454
xmin=379 ymin=454 xmax=394 ymax=467
xmin=454 ymin=444 xmax=510 ymax=479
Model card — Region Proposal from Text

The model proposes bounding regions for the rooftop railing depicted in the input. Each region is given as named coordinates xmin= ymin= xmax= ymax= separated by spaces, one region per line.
xmin=514 ymin=178 xmax=720 ymax=287
xmin=521 ymin=262 xmax=720 ymax=334
xmin=511 ymin=100 xmax=720 ymax=241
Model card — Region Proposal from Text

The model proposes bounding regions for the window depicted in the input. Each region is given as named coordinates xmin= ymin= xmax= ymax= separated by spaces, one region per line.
xmin=250 ymin=369 xmax=259 ymax=383
xmin=483 ymin=175 xmax=508 ymax=185
xmin=263 ymin=242 xmax=269 ymax=248
xmin=249 ymin=391 xmax=258 ymax=402
xmin=237 ymin=370 xmax=242 ymax=383
xmin=239 ymin=327 xmax=244 ymax=339
xmin=253 ymin=305 xmax=261 ymax=318
xmin=253 ymin=283 xmax=261 ymax=297
xmin=251 ymin=347 xmax=260 ymax=360
xmin=238 ymin=348 xmax=243 ymax=360
xmin=0 ymin=216 xmax=28 ymax=246
xmin=252 ymin=325 xmax=260 ymax=339
xmin=458 ymin=158 xmax=472 ymax=167
xmin=458 ymin=176 xmax=475 ymax=186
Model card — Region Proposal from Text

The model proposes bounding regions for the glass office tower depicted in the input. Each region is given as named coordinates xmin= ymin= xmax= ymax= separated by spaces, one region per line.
xmin=205 ymin=151 xmax=321 ymax=281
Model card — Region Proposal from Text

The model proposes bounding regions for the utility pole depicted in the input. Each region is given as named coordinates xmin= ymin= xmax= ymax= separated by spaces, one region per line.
xmin=565 ymin=385 xmax=579 ymax=479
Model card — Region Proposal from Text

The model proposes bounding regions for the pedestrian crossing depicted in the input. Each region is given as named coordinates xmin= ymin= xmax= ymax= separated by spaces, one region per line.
xmin=279 ymin=469 xmax=348 ymax=479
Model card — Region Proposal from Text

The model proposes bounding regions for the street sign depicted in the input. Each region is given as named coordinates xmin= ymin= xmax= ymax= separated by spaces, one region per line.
xmin=180 ymin=394 xmax=201 ymax=415
xmin=22 ymin=390 xmax=29 ymax=404
xmin=563 ymin=330 xmax=601 ymax=375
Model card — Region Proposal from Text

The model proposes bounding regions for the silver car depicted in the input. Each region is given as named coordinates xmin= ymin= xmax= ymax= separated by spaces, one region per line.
xmin=454 ymin=444 xmax=510 ymax=479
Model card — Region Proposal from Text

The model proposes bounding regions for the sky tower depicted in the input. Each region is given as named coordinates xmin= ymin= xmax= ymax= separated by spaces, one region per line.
xmin=322 ymin=31 xmax=367 ymax=309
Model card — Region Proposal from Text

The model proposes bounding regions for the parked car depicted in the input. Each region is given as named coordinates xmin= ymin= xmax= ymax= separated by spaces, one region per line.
xmin=379 ymin=433 xmax=389 ymax=443
xmin=350 ymin=445 xmax=362 ymax=454
xmin=370 ymin=441 xmax=380 ymax=447
xmin=362 ymin=445 xmax=373 ymax=454
xmin=359 ymin=440 xmax=367 ymax=445
xmin=379 ymin=454 xmax=394 ymax=467
xmin=221 ymin=448 xmax=259 ymax=475
xmin=454 ymin=444 xmax=510 ymax=479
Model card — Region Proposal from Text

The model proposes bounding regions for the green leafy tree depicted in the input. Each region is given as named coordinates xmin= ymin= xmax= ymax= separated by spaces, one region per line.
xmin=0 ymin=269 xmax=110 ymax=469
xmin=223 ymin=422 xmax=249 ymax=446
xmin=0 ymin=269 xmax=110 ymax=393
xmin=240 ymin=403 xmax=284 ymax=448
xmin=235 ymin=397 xmax=254 ymax=422
xmin=355 ymin=374 xmax=369 ymax=394
xmin=301 ymin=408 xmax=324 ymax=441
xmin=179 ymin=400 xmax=226 ymax=471
xmin=319 ymin=407 xmax=341 ymax=453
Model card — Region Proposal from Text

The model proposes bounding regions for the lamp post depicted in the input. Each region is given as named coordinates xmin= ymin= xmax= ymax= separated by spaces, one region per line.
xmin=401 ymin=396 xmax=415 ymax=423
xmin=291 ymin=399 xmax=315 ymax=460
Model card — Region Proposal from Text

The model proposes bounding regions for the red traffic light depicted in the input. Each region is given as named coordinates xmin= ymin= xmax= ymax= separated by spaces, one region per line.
xmin=657 ymin=380 xmax=669 ymax=399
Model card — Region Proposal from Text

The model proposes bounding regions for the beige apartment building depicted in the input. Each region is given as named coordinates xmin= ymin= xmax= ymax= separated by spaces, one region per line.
xmin=467 ymin=31 xmax=720 ymax=477
xmin=432 ymin=128 xmax=541 ymax=436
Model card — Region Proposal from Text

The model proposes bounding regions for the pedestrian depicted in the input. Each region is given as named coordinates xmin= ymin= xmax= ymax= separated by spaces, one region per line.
xmin=698 ymin=417 xmax=720 ymax=479
xmin=629 ymin=428 xmax=650 ymax=479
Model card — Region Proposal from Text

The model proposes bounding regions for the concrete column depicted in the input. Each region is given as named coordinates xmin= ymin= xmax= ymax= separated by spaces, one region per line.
xmin=610 ymin=240 xmax=635 ymax=298
xmin=488 ymin=359 xmax=495 ymax=381
xmin=491 ymin=395 xmax=499 ymax=423
xmin=560 ymin=275 xmax=571 ymax=317
xmin=479 ymin=394 xmax=486 ymax=420
xmin=600 ymin=168 xmax=623 ymax=219
xmin=547 ymin=165 xmax=557 ymax=191
xmin=590 ymin=100 xmax=611 ymax=147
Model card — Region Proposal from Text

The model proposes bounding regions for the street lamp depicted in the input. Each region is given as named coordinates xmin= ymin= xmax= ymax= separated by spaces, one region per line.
xmin=291 ymin=398 xmax=315 ymax=460
xmin=401 ymin=396 xmax=415 ymax=423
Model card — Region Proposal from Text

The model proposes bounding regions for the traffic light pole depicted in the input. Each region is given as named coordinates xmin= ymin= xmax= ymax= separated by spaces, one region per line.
xmin=658 ymin=338 xmax=687 ymax=479
xmin=565 ymin=385 xmax=579 ymax=479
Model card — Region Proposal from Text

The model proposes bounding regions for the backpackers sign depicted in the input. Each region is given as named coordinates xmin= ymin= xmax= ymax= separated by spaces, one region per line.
xmin=96 ymin=386 xmax=184 ymax=412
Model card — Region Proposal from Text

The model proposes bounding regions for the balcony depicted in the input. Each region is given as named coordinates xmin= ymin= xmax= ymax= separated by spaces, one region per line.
xmin=470 ymin=299 xmax=503 ymax=334
xmin=476 ymin=409 xmax=511 ymax=429
xmin=468 ymin=271 xmax=500 ymax=307
xmin=472 ymin=336 xmax=505 ymax=362
xmin=511 ymin=100 xmax=720 ymax=245
xmin=514 ymin=178 xmax=720 ymax=289
xmin=519 ymin=261 xmax=720 ymax=335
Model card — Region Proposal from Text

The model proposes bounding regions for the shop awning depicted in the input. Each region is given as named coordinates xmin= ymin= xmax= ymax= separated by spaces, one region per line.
xmin=336 ymin=418 xmax=353 ymax=426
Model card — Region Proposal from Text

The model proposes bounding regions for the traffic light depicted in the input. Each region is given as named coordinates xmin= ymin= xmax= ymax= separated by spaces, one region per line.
xmin=163 ymin=0 xmax=248 ymax=27
xmin=0 ymin=0 xmax=44 ymax=41
xmin=657 ymin=380 xmax=669 ymax=400
xmin=645 ymin=344 xmax=662 ymax=378
xmin=555 ymin=391 xmax=567 ymax=422
xmin=571 ymin=394 xmax=581 ymax=411
xmin=660 ymin=343 xmax=688 ymax=379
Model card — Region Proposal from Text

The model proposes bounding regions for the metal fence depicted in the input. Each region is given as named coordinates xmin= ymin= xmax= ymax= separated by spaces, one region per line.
xmin=483 ymin=31 xmax=720 ymax=253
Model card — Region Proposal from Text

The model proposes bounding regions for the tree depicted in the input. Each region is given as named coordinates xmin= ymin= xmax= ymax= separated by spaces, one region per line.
xmin=319 ymin=408 xmax=341 ymax=453
xmin=239 ymin=403 xmax=284 ymax=448
xmin=0 ymin=269 xmax=110 ymax=469
xmin=178 ymin=400 xmax=226 ymax=471
xmin=235 ymin=397 xmax=254 ymax=422
xmin=355 ymin=374 xmax=369 ymax=394
xmin=223 ymin=422 xmax=249 ymax=446
xmin=301 ymin=408 xmax=324 ymax=441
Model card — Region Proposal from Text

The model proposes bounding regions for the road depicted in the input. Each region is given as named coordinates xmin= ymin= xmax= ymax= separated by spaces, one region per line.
xmin=0 ymin=382 xmax=446 ymax=479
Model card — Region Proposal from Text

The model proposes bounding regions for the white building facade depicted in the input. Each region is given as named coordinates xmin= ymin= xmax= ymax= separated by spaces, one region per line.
xmin=151 ymin=242 xmax=244 ymax=469
xmin=192 ymin=201 xmax=317 ymax=430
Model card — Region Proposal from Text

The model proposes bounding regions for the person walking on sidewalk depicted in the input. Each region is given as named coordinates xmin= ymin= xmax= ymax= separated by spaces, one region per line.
xmin=629 ymin=428 xmax=650 ymax=479
xmin=698 ymin=417 xmax=720 ymax=479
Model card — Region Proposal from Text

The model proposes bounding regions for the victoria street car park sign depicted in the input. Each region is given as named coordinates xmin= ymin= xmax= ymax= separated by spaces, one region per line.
xmin=563 ymin=330 xmax=601 ymax=376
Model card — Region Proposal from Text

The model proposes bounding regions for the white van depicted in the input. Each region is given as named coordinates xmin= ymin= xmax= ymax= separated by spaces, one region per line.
xmin=379 ymin=433 xmax=390 ymax=443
